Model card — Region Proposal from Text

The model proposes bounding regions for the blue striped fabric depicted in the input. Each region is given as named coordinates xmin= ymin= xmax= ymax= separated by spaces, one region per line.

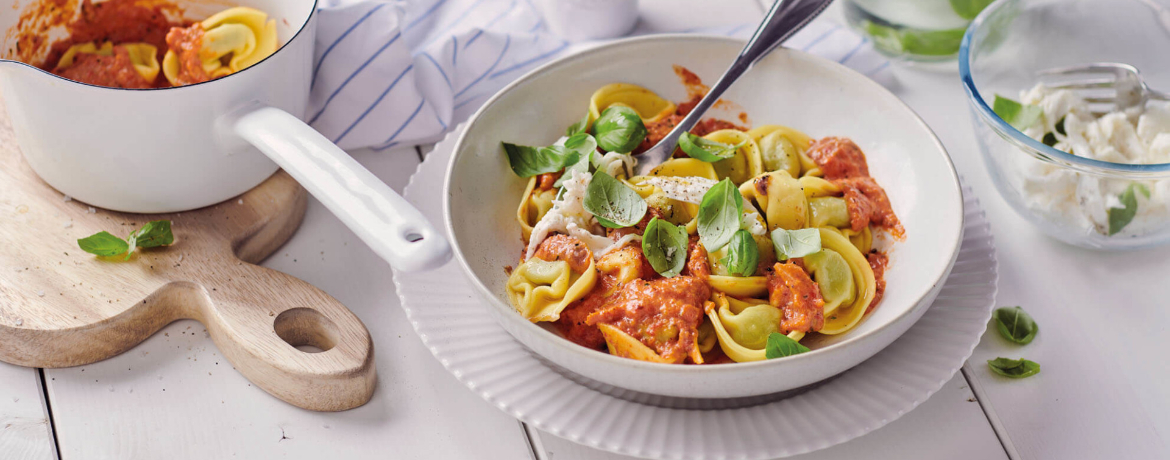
xmin=309 ymin=1 xmax=892 ymax=151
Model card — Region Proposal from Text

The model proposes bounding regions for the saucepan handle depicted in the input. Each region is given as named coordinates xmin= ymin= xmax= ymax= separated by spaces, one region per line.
xmin=231 ymin=105 xmax=450 ymax=272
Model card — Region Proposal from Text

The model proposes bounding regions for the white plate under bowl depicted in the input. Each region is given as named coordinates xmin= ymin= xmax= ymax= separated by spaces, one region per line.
xmin=394 ymin=125 xmax=997 ymax=459
xmin=442 ymin=35 xmax=964 ymax=398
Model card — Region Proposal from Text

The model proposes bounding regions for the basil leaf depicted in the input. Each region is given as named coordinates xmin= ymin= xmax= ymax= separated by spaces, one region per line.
xmin=987 ymin=357 xmax=1040 ymax=379
xmin=133 ymin=220 xmax=174 ymax=248
xmin=720 ymin=229 xmax=759 ymax=277
xmin=1042 ymin=132 xmax=1057 ymax=147
xmin=642 ymin=217 xmax=689 ymax=277
xmin=583 ymin=170 xmax=647 ymax=228
xmin=1108 ymin=183 xmax=1149 ymax=235
xmin=993 ymin=306 xmax=1038 ymax=345
xmin=502 ymin=142 xmax=580 ymax=178
xmin=78 ymin=231 xmax=129 ymax=257
xmin=679 ymin=132 xmax=746 ymax=162
xmin=555 ymin=133 xmax=599 ymax=188
xmin=765 ymin=332 xmax=810 ymax=359
xmin=1055 ymin=116 xmax=1066 ymax=135
xmin=992 ymin=95 xmax=1043 ymax=130
xmin=592 ymin=106 xmax=647 ymax=153
xmin=949 ymin=0 xmax=994 ymax=20
xmin=771 ymin=228 xmax=821 ymax=260
xmin=697 ymin=178 xmax=743 ymax=252
xmin=566 ymin=112 xmax=590 ymax=137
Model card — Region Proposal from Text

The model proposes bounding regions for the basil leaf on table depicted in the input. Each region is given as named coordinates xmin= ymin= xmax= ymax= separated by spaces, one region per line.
xmin=592 ymin=106 xmax=647 ymax=153
xmin=771 ymin=228 xmax=821 ymax=260
xmin=679 ymin=132 xmax=746 ymax=162
xmin=554 ymin=133 xmax=599 ymax=188
xmin=720 ymin=229 xmax=759 ymax=277
xmin=993 ymin=306 xmax=1038 ymax=344
xmin=1108 ymin=183 xmax=1150 ymax=235
xmin=642 ymin=217 xmax=689 ymax=277
xmin=992 ymin=95 xmax=1043 ymax=130
xmin=697 ymin=178 xmax=743 ymax=252
xmin=765 ymin=332 xmax=810 ymax=359
xmin=502 ymin=142 xmax=579 ymax=178
xmin=583 ymin=170 xmax=647 ymax=228
xmin=987 ymin=357 xmax=1040 ymax=379
xmin=566 ymin=112 xmax=590 ymax=137
xmin=77 ymin=231 xmax=130 ymax=257
xmin=132 ymin=220 xmax=175 ymax=248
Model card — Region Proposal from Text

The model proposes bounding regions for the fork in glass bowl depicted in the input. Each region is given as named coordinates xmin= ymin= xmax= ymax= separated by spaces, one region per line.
xmin=1040 ymin=62 xmax=1170 ymax=114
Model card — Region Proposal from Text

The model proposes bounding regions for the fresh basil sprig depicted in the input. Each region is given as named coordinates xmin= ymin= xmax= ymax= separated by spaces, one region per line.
xmin=679 ymin=132 xmax=746 ymax=162
xmin=583 ymin=170 xmax=647 ymax=228
xmin=592 ymin=106 xmax=647 ymax=153
xmin=993 ymin=306 xmax=1038 ymax=345
xmin=502 ymin=142 xmax=579 ymax=178
xmin=1107 ymin=183 xmax=1150 ymax=235
xmin=77 ymin=220 xmax=174 ymax=260
xmin=642 ymin=217 xmax=689 ymax=277
xmin=697 ymin=178 xmax=743 ymax=252
xmin=566 ymin=112 xmax=590 ymax=137
xmin=765 ymin=332 xmax=810 ymax=359
xmin=992 ymin=95 xmax=1043 ymax=131
xmin=987 ymin=357 xmax=1040 ymax=379
xmin=721 ymin=229 xmax=759 ymax=277
xmin=771 ymin=228 xmax=821 ymax=260
xmin=554 ymin=133 xmax=600 ymax=188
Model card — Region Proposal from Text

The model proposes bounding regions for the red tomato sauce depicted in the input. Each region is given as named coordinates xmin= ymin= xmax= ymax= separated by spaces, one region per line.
xmin=767 ymin=262 xmax=825 ymax=333
xmin=586 ymin=275 xmax=709 ymax=364
xmin=807 ymin=136 xmax=905 ymax=238
xmin=532 ymin=234 xmax=593 ymax=274
xmin=163 ymin=22 xmax=210 ymax=86
xmin=866 ymin=251 xmax=888 ymax=314
xmin=633 ymin=66 xmax=749 ymax=155
xmin=56 ymin=46 xmax=151 ymax=88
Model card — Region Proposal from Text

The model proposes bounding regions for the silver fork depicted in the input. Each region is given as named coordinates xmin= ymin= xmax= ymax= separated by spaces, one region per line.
xmin=1039 ymin=62 xmax=1170 ymax=114
xmin=632 ymin=0 xmax=834 ymax=176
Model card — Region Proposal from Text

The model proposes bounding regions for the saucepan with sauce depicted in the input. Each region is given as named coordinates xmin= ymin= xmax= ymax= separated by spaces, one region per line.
xmin=0 ymin=0 xmax=449 ymax=272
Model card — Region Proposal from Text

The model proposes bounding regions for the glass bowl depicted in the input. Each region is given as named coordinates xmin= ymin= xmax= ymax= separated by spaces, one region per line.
xmin=960 ymin=0 xmax=1170 ymax=250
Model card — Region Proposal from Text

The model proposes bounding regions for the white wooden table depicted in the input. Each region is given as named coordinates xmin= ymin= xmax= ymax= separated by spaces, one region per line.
xmin=5 ymin=1 xmax=1170 ymax=459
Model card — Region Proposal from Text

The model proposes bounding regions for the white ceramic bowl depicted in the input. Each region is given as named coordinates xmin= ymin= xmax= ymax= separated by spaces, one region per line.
xmin=445 ymin=35 xmax=964 ymax=399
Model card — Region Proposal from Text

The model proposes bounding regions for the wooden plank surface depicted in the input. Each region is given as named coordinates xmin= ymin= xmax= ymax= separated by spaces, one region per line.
xmin=0 ymin=364 xmax=54 ymax=460
xmin=42 ymin=148 xmax=534 ymax=460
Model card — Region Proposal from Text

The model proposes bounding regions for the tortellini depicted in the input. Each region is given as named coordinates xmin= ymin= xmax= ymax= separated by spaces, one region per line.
xmin=706 ymin=293 xmax=804 ymax=363
xmin=703 ymin=129 xmax=764 ymax=185
xmin=516 ymin=177 xmax=557 ymax=243
xmin=505 ymin=257 xmax=597 ymax=322
xmin=747 ymin=125 xmax=819 ymax=176
xmin=597 ymin=323 xmax=673 ymax=363
xmin=808 ymin=197 xmax=850 ymax=229
xmin=817 ymin=228 xmax=876 ymax=335
xmin=802 ymin=248 xmax=856 ymax=315
xmin=163 ymin=7 xmax=278 ymax=85
xmin=589 ymin=83 xmax=677 ymax=125
xmin=56 ymin=42 xmax=160 ymax=83
xmin=740 ymin=170 xmax=809 ymax=231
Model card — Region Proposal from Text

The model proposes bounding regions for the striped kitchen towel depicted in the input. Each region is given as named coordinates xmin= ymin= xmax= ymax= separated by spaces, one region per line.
xmin=310 ymin=0 xmax=893 ymax=151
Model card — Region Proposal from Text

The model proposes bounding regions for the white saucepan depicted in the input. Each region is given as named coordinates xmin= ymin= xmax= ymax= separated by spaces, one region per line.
xmin=0 ymin=0 xmax=449 ymax=272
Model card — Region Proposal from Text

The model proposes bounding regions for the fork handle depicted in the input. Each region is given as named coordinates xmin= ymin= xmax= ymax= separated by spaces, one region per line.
xmin=1149 ymin=88 xmax=1170 ymax=101
xmin=634 ymin=0 xmax=833 ymax=175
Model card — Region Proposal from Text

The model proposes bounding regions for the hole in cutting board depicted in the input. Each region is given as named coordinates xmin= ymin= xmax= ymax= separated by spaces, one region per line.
xmin=273 ymin=308 xmax=339 ymax=353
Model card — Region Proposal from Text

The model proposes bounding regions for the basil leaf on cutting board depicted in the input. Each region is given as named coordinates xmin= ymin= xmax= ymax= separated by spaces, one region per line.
xmin=679 ymin=132 xmax=746 ymax=162
xmin=554 ymin=133 xmax=600 ymax=188
xmin=993 ymin=306 xmax=1038 ymax=344
xmin=592 ymin=106 xmax=647 ymax=153
xmin=765 ymin=332 xmax=810 ymax=359
xmin=720 ymin=229 xmax=759 ymax=277
xmin=992 ymin=95 xmax=1043 ymax=130
xmin=583 ymin=170 xmax=647 ymax=228
xmin=771 ymin=228 xmax=821 ymax=260
xmin=502 ymin=142 xmax=580 ymax=178
xmin=642 ymin=217 xmax=689 ymax=277
xmin=78 ymin=220 xmax=174 ymax=259
xmin=697 ymin=178 xmax=743 ymax=252
xmin=1108 ymin=183 xmax=1151 ymax=235
xmin=987 ymin=357 xmax=1040 ymax=379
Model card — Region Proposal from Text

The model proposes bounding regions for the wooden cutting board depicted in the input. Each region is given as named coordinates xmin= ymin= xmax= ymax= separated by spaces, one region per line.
xmin=0 ymin=108 xmax=376 ymax=412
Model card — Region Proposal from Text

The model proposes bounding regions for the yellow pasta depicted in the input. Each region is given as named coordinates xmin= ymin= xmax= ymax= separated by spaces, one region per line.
xmin=817 ymin=228 xmax=876 ymax=335
xmin=163 ymin=7 xmax=278 ymax=85
xmin=747 ymin=125 xmax=818 ymax=176
xmin=56 ymin=42 xmax=160 ymax=83
xmin=598 ymin=324 xmax=673 ymax=363
xmin=589 ymin=83 xmax=677 ymax=125
xmin=703 ymin=130 xmax=763 ymax=185
xmin=505 ymin=257 xmax=597 ymax=322
xmin=740 ymin=170 xmax=808 ymax=231
xmin=516 ymin=177 xmax=557 ymax=243
xmin=707 ymin=293 xmax=805 ymax=363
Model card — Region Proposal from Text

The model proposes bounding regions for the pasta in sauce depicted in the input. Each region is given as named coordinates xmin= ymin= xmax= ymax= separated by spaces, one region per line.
xmin=24 ymin=0 xmax=278 ymax=88
xmin=502 ymin=68 xmax=903 ymax=365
